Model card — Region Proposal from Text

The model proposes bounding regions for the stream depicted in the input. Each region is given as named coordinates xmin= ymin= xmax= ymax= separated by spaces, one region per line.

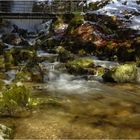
xmin=1 ymin=47 xmax=140 ymax=139
xmin=0 ymin=0 xmax=140 ymax=139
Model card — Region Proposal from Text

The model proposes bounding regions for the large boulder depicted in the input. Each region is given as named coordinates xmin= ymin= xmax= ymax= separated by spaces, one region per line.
xmin=64 ymin=21 xmax=107 ymax=54
xmin=102 ymin=63 xmax=138 ymax=83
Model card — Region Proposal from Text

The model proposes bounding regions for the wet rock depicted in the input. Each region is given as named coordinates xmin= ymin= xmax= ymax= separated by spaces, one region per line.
xmin=65 ymin=21 xmax=107 ymax=54
xmin=37 ymin=20 xmax=52 ymax=34
xmin=14 ymin=71 xmax=32 ymax=82
xmin=66 ymin=58 xmax=95 ymax=75
xmin=26 ymin=62 xmax=44 ymax=83
xmin=0 ymin=80 xmax=5 ymax=90
xmin=42 ymin=37 xmax=61 ymax=49
xmin=30 ymin=66 xmax=44 ymax=83
xmin=2 ymin=33 xmax=22 ymax=46
xmin=103 ymin=63 xmax=138 ymax=83
xmin=67 ymin=13 xmax=84 ymax=33
xmin=32 ymin=1 xmax=50 ymax=12
xmin=88 ymin=0 xmax=111 ymax=11
xmin=57 ymin=46 xmax=75 ymax=63
xmin=4 ymin=50 xmax=14 ymax=70
xmin=12 ymin=48 xmax=36 ymax=65
xmin=117 ymin=41 xmax=135 ymax=62
xmin=53 ymin=20 xmax=68 ymax=35
xmin=12 ymin=24 xmax=28 ymax=37
xmin=95 ymin=66 xmax=106 ymax=76
xmin=37 ymin=50 xmax=58 ymax=63
xmin=0 ymin=124 xmax=13 ymax=139
xmin=85 ymin=13 xmax=121 ymax=33
xmin=133 ymin=37 xmax=140 ymax=66
xmin=0 ymin=41 xmax=6 ymax=55
xmin=0 ymin=55 xmax=5 ymax=70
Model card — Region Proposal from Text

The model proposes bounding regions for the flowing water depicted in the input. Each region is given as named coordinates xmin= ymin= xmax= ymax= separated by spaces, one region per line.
xmin=0 ymin=0 xmax=140 ymax=139
xmin=1 ymin=49 xmax=140 ymax=139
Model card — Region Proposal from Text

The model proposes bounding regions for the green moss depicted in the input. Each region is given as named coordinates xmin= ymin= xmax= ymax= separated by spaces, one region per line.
xmin=67 ymin=13 xmax=84 ymax=34
xmin=103 ymin=63 xmax=137 ymax=83
xmin=88 ymin=0 xmax=113 ymax=11
xmin=0 ymin=84 xmax=32 ymax=117
xmin=0 ymin=80 xmax=5 ymax=90
xmin=78 ymin=49 xmax=86 ymax=56
xmin=14 ymin=71 xmax=31 ymax=82
xmin=0 ymin=55 xmax=5 ymax=69
xmin=66 ymin=58 xmax=94 ymax=75
xmin=4 ymin=51 xmax=14 ymax=69
xmin=68 ymin=58 xmax=93 ymax=68
xmin=57 ymin=46 xmax=74 ymax=63
xmin=53 ymin=16 xmax=64 ymax=29
xmin=12 ymin=48 xmax=36 ymax=65
xmin=96 ymin=67 xmax=105 ymax=76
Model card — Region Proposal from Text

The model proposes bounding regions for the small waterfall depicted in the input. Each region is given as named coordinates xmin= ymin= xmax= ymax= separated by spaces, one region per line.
xmin=7 ymin=19 xmax=43 ymax=31
xmin=3 ymin=1 xmax=43 ymax=31
xmin=11 ymin=1 xmax=34 ymax=13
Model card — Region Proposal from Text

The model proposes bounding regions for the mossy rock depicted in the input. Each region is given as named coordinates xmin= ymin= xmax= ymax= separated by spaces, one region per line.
xmin=14 ymin=71 xmax=32 ymax=82
xmin=66 ymin=58 xmax=95 ymax=75
xmin=0 ymin=83 xmax=32 ymax=117
xmin=24 ymin=62 xmax=44 ymax=83
xmin=88 ymin=0 xmax=111 ymax=11
xmin=57 ymin=46 xmax=75 ymax=63
xmin=52 ymin=16 xmax=64 ymax=30
xmin=12 ymin=48 xmax=36 ymax=65
xmin=66 ymin=13 xmax=84 ymax=34
xmin=0 ymin=41 xmax=6 ymax=55
xmin=95 ymin=66 xmax=106 ymax=76
xmin=102 ymin=63 xmax=137 ymax=83
xmin=0 ymin=55 xmax=5 ymax=70
xmin=134 ymin=37 xmax=140 ymax=66
xmin=4 ymin=51 xmax=15 ymax=70
xmin=0 ymin=80 xmax=5 ymax=90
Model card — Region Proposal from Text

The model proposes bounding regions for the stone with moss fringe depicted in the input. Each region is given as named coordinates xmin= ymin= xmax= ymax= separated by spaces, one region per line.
xmin=66 ymin=58 xmax=95 ymax=75
xmin=102 ymin=63 xmax=137 ymax=83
